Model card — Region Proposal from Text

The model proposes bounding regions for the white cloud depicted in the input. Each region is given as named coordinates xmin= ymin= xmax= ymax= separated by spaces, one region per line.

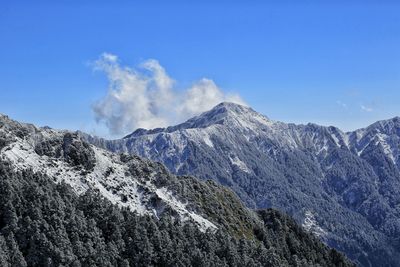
xmin=92 ymin=53 xmax=245 ymax=136
xmin=360 ymin=104 xmax=373 ymax=112
xmin=101 ymin=52 xmax=118 ymax=62
xmin=336 ymin=100 xmax=347 ymax=109
xmin=177 ymin=78 xmax=244 ymax=119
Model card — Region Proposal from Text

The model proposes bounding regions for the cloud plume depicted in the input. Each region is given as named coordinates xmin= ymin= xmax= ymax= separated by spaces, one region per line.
xmin=360 ymin=104 xmax=373 ymax=112
xmin=92 ymin=53 xmax=245 ymax=136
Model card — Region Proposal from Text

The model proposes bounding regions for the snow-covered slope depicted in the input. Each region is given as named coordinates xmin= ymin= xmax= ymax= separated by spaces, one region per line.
xmin=348 ymin=116 xmax=400 ymax=165
xmin=0 ymin=114 xmax=218 ymax=232
xmin=81 ymin=102 xmax=400 ymax=267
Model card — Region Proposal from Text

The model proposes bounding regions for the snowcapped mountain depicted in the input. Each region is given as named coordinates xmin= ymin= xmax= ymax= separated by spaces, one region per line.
xmin=0 ymin=113 xmax=355 ymax=266
xmin=82 ymin=102 xmax=400 ymax=267
xmin=349 ymin=116 xmax=400 ymax=164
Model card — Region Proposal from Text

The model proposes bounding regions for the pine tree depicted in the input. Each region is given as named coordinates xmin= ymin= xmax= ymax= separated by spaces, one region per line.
xmin=6 ymin=233 xmax=27 ymax=267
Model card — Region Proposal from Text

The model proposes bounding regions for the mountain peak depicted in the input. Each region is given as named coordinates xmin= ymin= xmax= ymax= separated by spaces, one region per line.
xmin=170 ymin=102 xmax=273 ymax=132
xmin=357 ymin=116 xmax=400 ymax=136
xmin=123 ymin=102 xmax=273 ymax=138
xmin=213 ymin=101 xmax=249 ymax=111
xmin=210 ymin=102 xmax=258 ymax=116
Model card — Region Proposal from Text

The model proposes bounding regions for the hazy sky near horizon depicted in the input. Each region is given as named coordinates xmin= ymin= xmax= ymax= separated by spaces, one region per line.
xmin=1 ymin=1 xmax=400 ymax=138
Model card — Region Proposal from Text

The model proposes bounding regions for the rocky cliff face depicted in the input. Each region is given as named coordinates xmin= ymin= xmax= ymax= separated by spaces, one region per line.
xmin=82 ymin=102 xmax=400 ymax=266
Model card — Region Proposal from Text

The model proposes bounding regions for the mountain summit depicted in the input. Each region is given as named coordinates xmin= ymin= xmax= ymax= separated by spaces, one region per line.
xmin=176 ymin=102 xmax=274 ymax=129
xmin=124 ymin=102 xmax=273 ymax=139
xmin=82 ymin=102 xmax=400 ymax=267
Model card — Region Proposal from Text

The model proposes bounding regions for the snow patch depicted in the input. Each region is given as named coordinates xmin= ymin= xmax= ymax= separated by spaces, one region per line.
xmin=1 ymin=133 xmax=217 ymax=231
xmin=186 ymin=129 xmax=214 ymax=148
xmin=229 ymin=155 xmax=251 ymax=173
xmin=376 ymin=133 xmax=395 ymax=163
xmin=302 ymin=211 xmax=327 ymax=237
xmin=331 ymin=134 xmax=340 ymax=146
xmin=155 ymin=187 xmax=217 ymax=232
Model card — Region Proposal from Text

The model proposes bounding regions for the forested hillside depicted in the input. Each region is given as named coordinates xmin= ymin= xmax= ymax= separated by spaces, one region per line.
xmin=0 ymin=160 xmax=352 ymax=267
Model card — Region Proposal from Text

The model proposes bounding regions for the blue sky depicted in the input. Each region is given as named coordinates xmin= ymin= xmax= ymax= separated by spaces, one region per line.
xmin=1 ymin=1 xmax=400 ymax=138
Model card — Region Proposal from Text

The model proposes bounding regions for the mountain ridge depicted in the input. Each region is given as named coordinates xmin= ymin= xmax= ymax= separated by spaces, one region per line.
xmin=0 ymin=112 xmax=354 ymax=266
xmin=81 ymin=102 xmax=400 ymax=267
xmin=115 ymin=102 xmax=399 ymax=145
